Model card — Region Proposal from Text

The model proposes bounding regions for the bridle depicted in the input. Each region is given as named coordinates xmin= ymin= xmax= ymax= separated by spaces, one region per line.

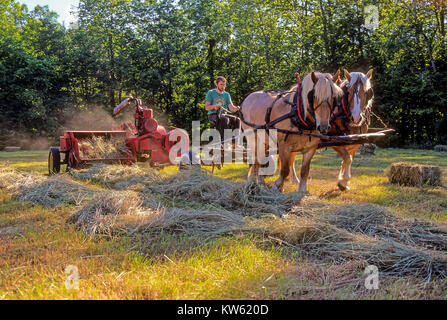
xmin=307 ymin=77 xmax=339 ymax=113
xmin=337 ymin=78 xmax=374 ymax=127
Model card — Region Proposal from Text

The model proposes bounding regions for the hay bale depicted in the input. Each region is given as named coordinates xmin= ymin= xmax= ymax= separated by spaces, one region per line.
xmin=359 ymin=143 xmax=376 ymax=156
xmin=434 ymin=145 xmax=447 ymax=153
xmin=387 ymin=162 xmax=441 ymax=187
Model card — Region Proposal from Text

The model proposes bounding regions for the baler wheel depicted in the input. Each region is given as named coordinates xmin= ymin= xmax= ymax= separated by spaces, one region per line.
xmin=48 ymin=147 xmax=61 ymax=175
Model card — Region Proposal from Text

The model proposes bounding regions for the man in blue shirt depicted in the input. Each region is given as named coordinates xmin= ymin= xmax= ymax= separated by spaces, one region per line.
xmin=205 ymin=76 xmax=241 ymax=143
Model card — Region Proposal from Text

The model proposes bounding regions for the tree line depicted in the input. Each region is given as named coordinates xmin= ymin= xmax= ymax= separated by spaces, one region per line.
xmin=0 ymin=0 xmax=446 ymax=148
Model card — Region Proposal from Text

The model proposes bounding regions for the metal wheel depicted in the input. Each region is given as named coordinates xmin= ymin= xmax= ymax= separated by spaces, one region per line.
xmin=48 ymin=147 xmax=61 ymax=175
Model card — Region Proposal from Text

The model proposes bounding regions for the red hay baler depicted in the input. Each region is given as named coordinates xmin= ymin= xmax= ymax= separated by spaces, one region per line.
xmin=48 ymin=96 xmax=190 ymax=174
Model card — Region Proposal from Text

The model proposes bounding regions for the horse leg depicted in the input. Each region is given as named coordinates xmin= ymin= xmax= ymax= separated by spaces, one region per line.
xmin=342 ymin=144 xmax=360 ymax=190
xmin=273 ymin=149 xmax=290 ymax=193
xmin=284 ymin=152 xmax=299 ymax=186
xmin=298 ymin=148 xmax=317 ymax=193
xmin=332 ymin=146 xmax=353 ymax=191
xmin=247 ymin=164 xmax=256 ymax=183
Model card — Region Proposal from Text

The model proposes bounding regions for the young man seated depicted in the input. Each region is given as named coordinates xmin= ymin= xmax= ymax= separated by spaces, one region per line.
xmin=205 ymin=76 xmax=241 ymax=146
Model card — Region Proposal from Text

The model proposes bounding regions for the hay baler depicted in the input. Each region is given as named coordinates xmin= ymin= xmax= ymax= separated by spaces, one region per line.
xmin=48 ymin=96 xmax=189 ymax=174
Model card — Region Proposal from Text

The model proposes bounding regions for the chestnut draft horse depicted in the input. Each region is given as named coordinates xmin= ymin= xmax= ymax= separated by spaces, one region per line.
xmin=332 ymin=69 xmax=374 ymax=190
xmin=286 ymin=69 xmax=374 ymax=191
xmin=240 ymin=71 xmax=343 ymax=192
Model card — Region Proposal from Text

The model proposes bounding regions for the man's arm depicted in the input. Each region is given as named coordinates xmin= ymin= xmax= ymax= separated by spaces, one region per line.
xmin=226 ymin=93 xmax=240 ymax=113
xmin=205 ymin=101 xmax=223 ymax=111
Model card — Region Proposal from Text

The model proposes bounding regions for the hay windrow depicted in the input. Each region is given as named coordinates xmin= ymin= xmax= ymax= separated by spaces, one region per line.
xmin=70 ymin=163 xmax=161 ymax=189
xmin=246 ymin=214 xmax=447 ymax=279
xmin=329 ymin=204 xmax=447 ymax=251
xmin=138 ymin=207 xmax=245 ymax=236
xmin=67 ymin=190 xmax=161 ymax=235
xmin=0 ymin=166 xmax=96 ymax=207
xmin=0 ymin=165 xmax=45 ymax=190
xmin=70 ymin=166 xmax=306 ymax=216
xmin=17 ymin=175 xmax=98 ymax=208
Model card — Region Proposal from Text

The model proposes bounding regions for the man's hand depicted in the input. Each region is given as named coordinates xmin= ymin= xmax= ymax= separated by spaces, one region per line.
xmin=229 ymin=104 xmax=240 ymax=113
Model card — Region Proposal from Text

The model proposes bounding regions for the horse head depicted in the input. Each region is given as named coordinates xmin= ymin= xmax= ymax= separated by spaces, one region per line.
xmin=303 ymin=70 xmax=343 ymax=135
xmin=341 ymin=69 xmax=374 ymax=126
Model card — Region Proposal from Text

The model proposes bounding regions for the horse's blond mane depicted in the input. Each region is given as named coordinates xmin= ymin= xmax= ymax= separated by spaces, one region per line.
xmin=290 ymin=73 xmax=343 ymax=119
xmin=348 ymin=72 xmax=371 ymax=90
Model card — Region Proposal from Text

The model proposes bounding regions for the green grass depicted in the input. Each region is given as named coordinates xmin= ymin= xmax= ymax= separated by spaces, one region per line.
xmin=1 ymin=147 xmax=447 ymax=299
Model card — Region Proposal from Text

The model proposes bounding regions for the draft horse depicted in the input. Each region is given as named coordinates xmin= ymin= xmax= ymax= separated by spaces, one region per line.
xmin=286 ymin=69 xmax=375 ymax=191
xmin=332 ymin=69 xmax=374 ymax=190
xmin=240 ymin=71 xmax=343 ymax=193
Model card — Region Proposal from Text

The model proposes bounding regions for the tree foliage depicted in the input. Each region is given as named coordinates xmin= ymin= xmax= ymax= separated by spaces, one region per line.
xmin=0 ymin=0 xmax=446 ymax=146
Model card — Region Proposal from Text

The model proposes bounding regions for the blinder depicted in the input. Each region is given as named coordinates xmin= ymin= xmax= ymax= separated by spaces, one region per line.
xmin=366 ymin=87 xmax=374 ymax=101
xmin=307 ymin=89 xmax=314 ymax=107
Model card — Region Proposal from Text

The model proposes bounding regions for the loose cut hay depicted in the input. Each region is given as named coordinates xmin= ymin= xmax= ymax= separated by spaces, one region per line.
xmin=329 ymin=204 xmax=447 ymax=251
xmin=71 ymin=165 xmax=305 ymax=216
xmin=387 ymin=162 xmax=441 ymax=187
xmin=138 ymin=207 xmax=244 ymax=236
xmin=0 ymin=165 xmax=45 ymax=190
xmin=70 ymin=163 xmax=161 ymax=190
xmin=78 ymin=136 xmax=132 ymax=159
xmin=247 ymin=214 xmax=447 ymax=279
xmin=0 ymin=166 xmax=96 ymax=207
xmin=67 ymin=190 xmax=161 ymax=235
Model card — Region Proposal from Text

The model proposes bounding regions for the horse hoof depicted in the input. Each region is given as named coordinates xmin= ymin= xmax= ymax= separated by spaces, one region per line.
xmin=337 ymin=182 xmax=349 ymax=191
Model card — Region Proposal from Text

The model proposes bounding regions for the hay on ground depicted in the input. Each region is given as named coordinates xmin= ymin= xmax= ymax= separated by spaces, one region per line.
xmin=138 ymin=207 xmax=244 ymax=236
xmin=387 ymin=162 xmax=441 ymax=187
xmin=72 ymin=166 xmax=305 ymax=216
xmin=0 ymin=165 xmax=45 ymax=190
xmin=328 ymin=204 xmax=447 ymax=251
xmin=67 ymin=190 xmax=161 ymax=235
xmin=70 ymin=163 xmax=161 ymax=190
xmin=0 ymin=166 xmax=96 ymax=207
xmin=17 ymin=175 xmax=97 ymax=208
xmin=246 ymin=214 xmax=447 ymax=279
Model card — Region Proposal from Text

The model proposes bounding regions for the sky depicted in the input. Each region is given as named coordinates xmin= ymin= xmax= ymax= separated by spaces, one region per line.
xmin=18 ymin=0 xmax=79 ymax=26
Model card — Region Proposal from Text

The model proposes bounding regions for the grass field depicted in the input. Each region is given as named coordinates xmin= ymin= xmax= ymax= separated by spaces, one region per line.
xmin=1 ymin=147 xmax=447 ymax=300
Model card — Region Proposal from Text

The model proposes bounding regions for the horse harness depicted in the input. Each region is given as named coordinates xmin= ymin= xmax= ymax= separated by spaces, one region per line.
xmin=238 ymin=76 xmax=339 ymax=141
xmin=329 ymin=79 xmax=374 ymax=135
